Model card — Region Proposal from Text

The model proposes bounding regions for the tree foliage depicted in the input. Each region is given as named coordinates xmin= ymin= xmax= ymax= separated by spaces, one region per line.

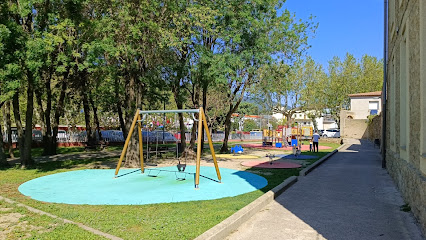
xmin=251 ymin=53 xmax=383 ymax=127
xmin=0 ymin=0 xmax=319 ymax=163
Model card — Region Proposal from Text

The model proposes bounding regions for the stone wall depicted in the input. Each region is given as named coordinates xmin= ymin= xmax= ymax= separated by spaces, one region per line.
xmin=386 ymin=151 xmax=426 ymax=233
xmin=366 ymin=115 xmax=382 ymax=142
xmin=341 ymin=119 xmax=368 ymax=139
xmin=386 ymin=0 xmax=426 ymax=234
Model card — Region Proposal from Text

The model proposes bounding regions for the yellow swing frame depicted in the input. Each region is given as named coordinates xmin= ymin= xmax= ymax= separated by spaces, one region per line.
xmin=114 ymin=107 xmax=221 ymax=189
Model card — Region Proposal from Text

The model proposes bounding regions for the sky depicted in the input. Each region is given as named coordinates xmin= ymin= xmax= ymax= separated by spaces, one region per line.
xmin=283 ymin=0 xmax=384 ymax=68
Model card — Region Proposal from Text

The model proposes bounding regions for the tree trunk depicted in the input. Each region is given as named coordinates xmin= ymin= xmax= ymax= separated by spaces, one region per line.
xmin=3 ymin=102 xmax=14 ymax=158
xmin=43 ymin=77 xmax=55 ymax=155
xmin=12 ymin=92 xmax=24 ymax=159
xmin=190 ymin=85 xmax=200 ymax=149
xmin=82 ymin=88 xmax=93 ymax=144
xmin=20 ymin=74 xmax=35 ymax=167
xmin=0 ymin=122 xmax=8 ymax=167
xmin=220 ymin=95 xmax=245 ymax=153
xmin=172 ymin=84 xmax=186 ymax=151
xmin=220 ymin=112 xmax=232 ymax=153
xmin=89 ymin=93 xmax=102 ymax=141
xmin=201 ymin=84 xmax=208 ymax=152
xmin=115 ymin=78 xmax=126 ymax=137
xmin=35 ymin=86 xmax=51 ymax=156
xmin=52 ymin=80 xmax=67 ymax=154
xmin=124 ymin=72 xmax=141 ymax=167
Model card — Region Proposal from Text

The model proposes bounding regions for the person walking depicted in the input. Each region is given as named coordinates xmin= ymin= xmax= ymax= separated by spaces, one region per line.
xmin=312 ymin=130 xmax=320 ymax=152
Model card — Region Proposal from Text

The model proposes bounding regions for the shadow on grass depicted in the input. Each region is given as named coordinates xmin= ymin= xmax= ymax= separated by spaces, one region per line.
xmin=1 ymin=157 xmax=116 ymax=173
xmin=231 ymin=147 xmax=337 ymax=194
xmin=240 ymin=167 xmax=301 ymax=193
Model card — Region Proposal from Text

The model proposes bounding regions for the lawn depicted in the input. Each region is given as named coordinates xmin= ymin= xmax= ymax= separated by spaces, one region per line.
xmin=12 ymin=147 xmax=87 ymax=158
xmin=0 ymin=141 xmax=340 ymax=239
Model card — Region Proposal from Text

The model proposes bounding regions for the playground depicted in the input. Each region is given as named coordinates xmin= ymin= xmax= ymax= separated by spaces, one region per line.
xmin=0 ymin=108 xmax=340 ymax=239
xmin=1 ymin=138 xmax=339 ymax=239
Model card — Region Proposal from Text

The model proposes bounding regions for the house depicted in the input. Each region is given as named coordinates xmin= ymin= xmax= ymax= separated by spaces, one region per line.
xmin=385 ymin=0 xmax=426 ymax=233
xmin=291 ymin=111 xmax=313 ymax=126
xmin=274 ymin=110 xmax=338 ymax=130
xmin=347 ymin=91 xmax=382 ymax=119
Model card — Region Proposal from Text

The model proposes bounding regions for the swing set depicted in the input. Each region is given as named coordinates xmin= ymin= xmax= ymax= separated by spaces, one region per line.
xmin=114 ymin=107 xmax=221 ymax=189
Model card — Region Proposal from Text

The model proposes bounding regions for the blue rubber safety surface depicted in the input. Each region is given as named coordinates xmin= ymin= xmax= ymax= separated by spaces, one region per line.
xmin=18 ymin=166 xmax=268 ymax=205
xmin=276 ymin=154 xmax=318 ymax=160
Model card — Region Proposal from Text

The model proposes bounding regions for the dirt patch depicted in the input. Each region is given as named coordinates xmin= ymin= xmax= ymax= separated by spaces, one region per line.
xmin=0 ymin=212 xmax=26 ymax=240
xmin=0 ymin=210 xmax=53 ymax=240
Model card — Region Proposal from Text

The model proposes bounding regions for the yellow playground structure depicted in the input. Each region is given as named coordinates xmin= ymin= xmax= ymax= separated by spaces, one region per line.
xmin=114 ymin=107 xmax=221 ymax=189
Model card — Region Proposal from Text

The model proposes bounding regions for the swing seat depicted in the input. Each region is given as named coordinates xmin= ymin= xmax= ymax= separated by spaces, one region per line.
xmin=177 ymin=163 xmax=186 ymax=172
xmin=175 ymin=171 xmax=186 ymax=181
xmin=147 ymin=169 xmax=161 ymax=177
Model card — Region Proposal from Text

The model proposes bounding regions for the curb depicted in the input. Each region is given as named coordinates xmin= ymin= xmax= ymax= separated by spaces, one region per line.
xmin=299 ymin=143 xmax=346 ymax=177
xmin=195 ymin=176 xmax=298 ymax=240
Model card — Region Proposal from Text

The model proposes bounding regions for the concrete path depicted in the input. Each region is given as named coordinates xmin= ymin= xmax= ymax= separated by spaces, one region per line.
xmin=227 ymin=139 xmax=425 ymax=240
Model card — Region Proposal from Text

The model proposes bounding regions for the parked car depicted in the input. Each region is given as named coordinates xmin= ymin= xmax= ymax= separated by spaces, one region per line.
xmin=322 ymin=129 xmax=340 ymax=138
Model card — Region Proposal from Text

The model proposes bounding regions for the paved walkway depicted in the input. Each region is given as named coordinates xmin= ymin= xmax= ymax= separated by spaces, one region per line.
xmin=227 ymin=139 xmax=425 ymax=240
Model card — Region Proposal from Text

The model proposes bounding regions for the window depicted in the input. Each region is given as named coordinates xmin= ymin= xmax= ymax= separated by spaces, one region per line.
xmin=369 ymin=101 xmax=379 ymax=110
xmin=369 ymin=101 xmax=379 ymax=116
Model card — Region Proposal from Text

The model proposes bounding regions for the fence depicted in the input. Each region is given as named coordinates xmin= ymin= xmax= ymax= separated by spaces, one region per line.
xmin=3 ymin=129 xmax=265 ymax=145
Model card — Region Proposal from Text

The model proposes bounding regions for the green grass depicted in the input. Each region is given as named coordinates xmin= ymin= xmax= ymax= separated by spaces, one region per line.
xmin=0 ymin=142 xmax=339 ymax=239
xmin=0 ymin=199 xmax=107 ymax=240
xmin=12 ymin=147 xmax=86 ymax=158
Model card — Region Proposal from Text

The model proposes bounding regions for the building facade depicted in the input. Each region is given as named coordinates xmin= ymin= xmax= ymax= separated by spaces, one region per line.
xmin=386 ymin=0 xmax=426 ymax=233
xmin=348 ymin=91 xmax=382 ymax=119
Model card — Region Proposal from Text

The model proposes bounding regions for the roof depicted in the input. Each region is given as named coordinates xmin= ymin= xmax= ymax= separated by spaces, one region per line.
xmin=348 ymin=91 xmax=382 ymax=97
xmin=231 ymin=113 xmax=261 ymax=118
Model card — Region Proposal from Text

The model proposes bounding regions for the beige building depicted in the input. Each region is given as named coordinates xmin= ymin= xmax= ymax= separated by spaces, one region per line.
xmin=348 ymin=91 xmax=382 ymax=119
xmin=385 ymin=0 xmax=426 ymax=234
xmin=290 ymin=111 xmax=338 ymax=130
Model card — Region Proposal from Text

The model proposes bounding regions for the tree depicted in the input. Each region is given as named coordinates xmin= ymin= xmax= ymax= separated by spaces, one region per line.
xmin=243 ymin=119 xmax=257 ymax=132
xmin=0 ymin=106 xmax=8 ymax=166
xmin=0 ymin=0 xmax=39 ymax=167
xmin=215 ymin=2 xmax=315 ymax=153
xmin=238 ymin=102 xmax=259 ymax=116
xmin=322 ymin=53 xmax=383 ymax=125
xmin=253 ymin=61 xmax=305 ymax=128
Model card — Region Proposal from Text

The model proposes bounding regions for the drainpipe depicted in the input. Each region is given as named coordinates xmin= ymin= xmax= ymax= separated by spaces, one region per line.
xmin=381 ymin=0 xmax=388 ymax=168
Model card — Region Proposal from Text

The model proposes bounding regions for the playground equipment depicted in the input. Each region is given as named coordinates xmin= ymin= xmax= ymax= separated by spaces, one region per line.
xmin=230 ymin=145 xmax=244 ymax=154
xmin=262 ymin=129 xmax=283 ymax=147
xmin=114 ymin=107 xmax=221 ymax=189
xmin=266 ymin=153 xmax=276 ymax=164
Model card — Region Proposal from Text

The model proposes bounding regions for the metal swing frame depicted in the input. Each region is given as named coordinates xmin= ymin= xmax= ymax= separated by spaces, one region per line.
xmin=114 ymin=107 xmax=221 ymax=189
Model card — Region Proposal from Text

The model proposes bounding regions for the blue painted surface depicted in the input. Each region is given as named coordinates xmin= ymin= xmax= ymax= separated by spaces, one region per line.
xmin=18 ymin=166 xmax=267 ymax=205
